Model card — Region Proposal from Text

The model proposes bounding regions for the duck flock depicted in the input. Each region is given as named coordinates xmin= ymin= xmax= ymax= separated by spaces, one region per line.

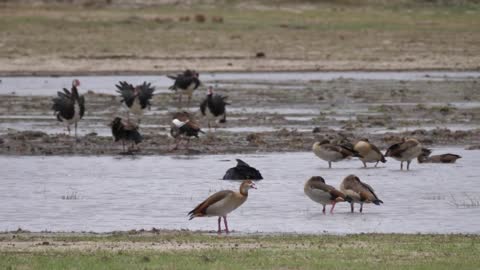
xmin=51 ymin=70 xmax=463 ymax=234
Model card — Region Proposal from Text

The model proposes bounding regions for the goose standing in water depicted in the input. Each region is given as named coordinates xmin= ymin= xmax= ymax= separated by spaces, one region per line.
xmin=354 ymin=138 xmax=386 ymax=168
xmin=223 ymin=159 xmax=263 ymax=180
xmin=116 ymin=81 xmax=155 ymax=122
xmin=385 ymin=138 xmax=422 ymax=170
xmin=200 ymin=86 xmax=229 ymax=129
xmin=304 ymin=176 xmax=352 ymax=214
xmin=110 ymin=117 xmax=143 ymax=153
xmin=170 ymin=111 xmax=204 ymax=150
xmin=312 ymin=140 xmax=360 ymax=168
xmin=167 ymin=69 xmax=201 ymax=105
xmin=418 ymin=148 xmax=462 ymax=163
xmin=52 ymin=79 xmax=85 ymax=140
xmin=340 ymin=175 xmax=383 ymax=213
xmin=188 ymin=180 xmax=256 ymax=234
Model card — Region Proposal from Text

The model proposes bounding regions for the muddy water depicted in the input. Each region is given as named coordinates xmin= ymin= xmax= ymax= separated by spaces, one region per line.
xmin=1 ymin=148 xmax=479 ymax=234
xmin=1 ymin=71 xmax=480 ymax=96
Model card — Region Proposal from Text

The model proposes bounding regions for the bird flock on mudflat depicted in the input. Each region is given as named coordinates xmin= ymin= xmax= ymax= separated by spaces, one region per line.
xmin=51 ymin=70 xmax=463 ymax=234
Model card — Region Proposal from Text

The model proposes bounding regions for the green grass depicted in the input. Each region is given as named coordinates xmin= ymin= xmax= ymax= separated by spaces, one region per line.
xmin=0 ymin=233 xmax=479 ymax=269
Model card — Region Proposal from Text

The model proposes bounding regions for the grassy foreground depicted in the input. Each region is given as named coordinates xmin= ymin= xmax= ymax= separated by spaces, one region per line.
xmin=0 ymin=232 xmax=479 ymax=269
xmin=1 ymin=1 xmax=480 ymax=73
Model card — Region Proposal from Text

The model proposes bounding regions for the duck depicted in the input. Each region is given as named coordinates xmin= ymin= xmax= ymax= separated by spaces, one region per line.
xmin=304 ymin=176 xmax=352 ymax=214
xmin=312 ymin=139 xmax=361 ymax=168
xmin=385 ymin=138 xmax=422 ymax=170
xmin=188 ymin=180 xmax=256 ymax=234
xmin=200 ymin=86 xmax=230 ymax=129
xmin=354 ymin=138 xmax=386 ymax=168
xmin=52 ymin=79 xmax=85 ymax=139
xmin=418 ymin=148 xmax=462 ymax=163
xmin=170 ymin=111 xmax=204 ymax=150
xmin=116 ymin=81 xmax=155 ymax=121
xmin=340 ymin=175 xmax=383 ymax=213
xmin=223 ymin=159 xmax=263 ymax=180
xmin=167 ymin=69 xmax=201 ymax=105
xmin=110 ymin=117 xmax=143 ymax=153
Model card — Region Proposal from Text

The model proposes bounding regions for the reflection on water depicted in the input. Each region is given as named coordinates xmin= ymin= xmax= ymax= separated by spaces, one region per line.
xmin=0 ymin=148 xmax=479 ymax=234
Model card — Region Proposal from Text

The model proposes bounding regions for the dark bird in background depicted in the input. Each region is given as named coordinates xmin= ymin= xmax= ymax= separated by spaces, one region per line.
xmin=52 ymin=79 xmax=85 ymax=139
xmin=200 ymin=86 xmax=230 ymax=129
xmin=110 ymin=117 xmax=143 ymax=153
xmin=170 ymin=111 xmax=204 ymax=150
xmin=223 ymin=159 xmax=263 ymax=180
xmin=418 ymin=148 xmax=462 ymax=164
xmin=167 ymin=69 xmax=201 ymax=105
xmin=115 ymin=81 xmax=155 ymax=121
xmin=385 ymin=138 xmax=422 ymax=170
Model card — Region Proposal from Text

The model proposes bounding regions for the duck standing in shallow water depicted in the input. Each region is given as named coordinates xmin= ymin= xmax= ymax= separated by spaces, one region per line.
xmin=312 ymin=140 xmax=360 ymax=168
xmin=52 ymin=79 xmax=85 ymax=140
xmin=354 ymin=138 xmax=386 ymax=168
xmin=188 ymin=180 xmax=256 ymax=234
xmin=418 ymin=148 xmax=462 ymax=163
xmin=200 ymin=86 xmax=229 ymax=129
xmin=170 ymin=111 xmax=204 ymax=150
xmin=110 ymin=117 xmax=143 ymax=154
xmin=340 ymin=175 xmax=383 ymax=213
xmin=304 ymin=176 xmax=352 ymax=214
xmin=222 ymin=159 xmax=263 ymax=180
xmin=385 ymin=138 xmax=422 ymax=170
xmin=116 ymin=81 xmax=155 ymax=122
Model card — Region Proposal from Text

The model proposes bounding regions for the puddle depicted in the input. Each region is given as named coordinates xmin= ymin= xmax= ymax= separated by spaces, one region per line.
xmin=0 ymin=148 xmax=479 ymax=234
xmin=2 ymin=71 xmax=480 ymax=96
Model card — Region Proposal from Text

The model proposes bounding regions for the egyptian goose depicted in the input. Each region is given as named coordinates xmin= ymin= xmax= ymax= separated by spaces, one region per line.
xmin=170 ymin=111 xmax=204 ymax=150
xmin=418 ymin=148 xmax=462 ymax=163
xmin=312 ymin=140 xmax=360 ymax=168
xmin=304 ymin=176 xmax=352 ymax=214
xmin=222 ymin=159 xmax=263 ymax=180
xmin=167 ymin=69 xmax=201 ymax=105
xmin=52 ymin=79 xmax=85 ymax=139
xmin=200 ymin=86 xmax=229 ymax=129
xmin=340 ymin=175 xmax=383 ymax=213
xmin=385 ymin=138 xmax=422 ymax=170
xmin=116 ymin=81 xmax=155 ymax=121
xmin=354 ymin=138 xmax=386 ymax=168
xmin=188 ymin=180 xmax=256 ymax=234
xmin=110 ymin=117 xmax=143 ymax=153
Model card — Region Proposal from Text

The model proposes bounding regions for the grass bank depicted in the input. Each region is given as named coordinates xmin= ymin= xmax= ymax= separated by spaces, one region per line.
xmin=1 ymin=231 xmax=479 ymax=269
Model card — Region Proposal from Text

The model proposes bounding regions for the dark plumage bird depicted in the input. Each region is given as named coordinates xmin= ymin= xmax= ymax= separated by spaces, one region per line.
xmin=170 ymin=111 xmax=204 ymax=150
xmin=200 ymin=86 xmax=230 ymax=129
xmin=223 ymin=159 xmax=263 ymax=180
xmin=340 ymin=175 xmax=383 ymax=213
xmin=110 ymin=117 xmax=143 ymax=153
xmin=115 ymin=81 xmax=155 ymax=121
xmin=167 ymin=69 xmax=201 ymax=105
xmin=418 ymin=148 xmax=462 ymax=163
xmin=52 ymin=79 xmax=85 ymax=139
xmin=385 ymin=138 xmax=422 ymax=170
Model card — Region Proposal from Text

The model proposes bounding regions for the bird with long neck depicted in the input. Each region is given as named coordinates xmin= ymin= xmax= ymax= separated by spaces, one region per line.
xmin=52 ymin=79 xmax=85 ymax=141
xmin=188 ymin=180 xmax=256 ymax=234
xmin=200 ymin=86 xmax=229 ymax=129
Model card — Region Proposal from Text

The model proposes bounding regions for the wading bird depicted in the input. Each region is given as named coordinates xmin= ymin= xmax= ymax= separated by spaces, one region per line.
xmin=200 ymin=86 xmax=229 ymax=129
xmin=116 ymin=81 xmax=155 ymax=121
xmin=312 ymin=140 xmax=361 ymax=168
xmin=170 ymin=111 xmax=204 ymax=150
xmin=340 ymin=175 xmax=383 ymax=213
xmin=304 ymin=176 xmax=352 ymax=214
xmin=385 ymin=138 xmax=422 ymax=170
xmin=110 ymin=117 xmax=143 ymax=154
xmin=188 ymin=180 xmax=256 ymax=234
xmin=167 ymin=69 xmax=201 ymax=105
xmin=52 ymin=79 xmax=85 ymax=140
xmin=354 ymin=138 xmax=386 ymax=168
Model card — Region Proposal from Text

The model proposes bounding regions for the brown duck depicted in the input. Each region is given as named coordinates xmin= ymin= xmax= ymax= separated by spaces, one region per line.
xmin=312 ymin=140 xmax=360 ymax=168
xmin=304 ymin=176 xmax=352 ymax=214
xmin=340 ymin=175 xmax=383 ymax=213
xmin=354 ymin=138 xmax=386 ymax=168
xmin=385 ymin=138 xmax=422 ymax=170
xmin=188 ymin=180 xmax=256 ymax=234
xmin=418 ymin=148 xmax=462 ymax=163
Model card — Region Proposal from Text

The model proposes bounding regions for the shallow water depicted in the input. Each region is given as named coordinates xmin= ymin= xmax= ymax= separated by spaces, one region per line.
xmin=1 ymin=71 xmax=480 ymax=96
xmin=1 ymin=148 xmax=479 ymax=234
